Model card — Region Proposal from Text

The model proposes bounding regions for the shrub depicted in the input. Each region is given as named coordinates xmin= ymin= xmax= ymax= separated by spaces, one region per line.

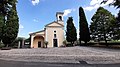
xmin=62 ymin=40 xmax=67 ymax=47
xmin=0 ymin=41 xmax=4 ymax=48
xmin=44 ymin=41 xmax=48 ymax=48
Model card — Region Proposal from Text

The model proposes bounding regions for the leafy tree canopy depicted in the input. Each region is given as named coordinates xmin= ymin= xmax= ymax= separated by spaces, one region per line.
xmin=90 ymin=7 xmax=116 ymax=43
xmin=101 ymin=0 xmax=120 ymax=9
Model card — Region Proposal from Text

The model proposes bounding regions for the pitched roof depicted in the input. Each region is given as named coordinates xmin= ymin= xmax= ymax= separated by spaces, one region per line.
xmin=45 ymin=21 xmax=64 ymax=27
xmin=29 ymin=30 xmax=45 ymax=35
xmin=56 ymin=12 xmax=64 ymax=15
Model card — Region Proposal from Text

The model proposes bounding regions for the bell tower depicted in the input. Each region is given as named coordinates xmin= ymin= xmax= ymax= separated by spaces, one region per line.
xmin=56 ymin=12 xmax=64 ymax=25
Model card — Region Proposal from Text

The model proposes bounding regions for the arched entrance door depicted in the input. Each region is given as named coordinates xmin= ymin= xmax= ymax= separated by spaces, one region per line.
xmin=33 ymin=35 xmax=44 ymax=48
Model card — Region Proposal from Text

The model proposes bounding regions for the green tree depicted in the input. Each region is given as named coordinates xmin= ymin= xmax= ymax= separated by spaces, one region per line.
xmin=112 ymin=10 xmax=120 ymax=40
xmin=1 ymin=0 xmax=19 ymax=47
xmin=0 ymin=15 xmax=4 ymax=42
xmin=102 ymin=0 xmax=120 ymax=9
xmin=66 ymin=17 xmax=77 ymax=46
xmin=0 ymin=0 xmax=6 ymax=42
xmin=79 ymin=7 xmax=90 ymax=45
xmin=90 ymin=7 xmax=116 ymax=44
xmin=117 ymin=11 xmax=120 ymax=39
xmin=25 ymin=37 xmax=30 ymax=43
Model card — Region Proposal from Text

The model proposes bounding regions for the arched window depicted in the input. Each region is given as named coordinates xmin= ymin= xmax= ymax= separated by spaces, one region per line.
xmin=54 ymin=34 xmax=56 ymax=38
xmin=54 ymin=30 xmax=57 ymax=38
xmin=54 ymin=31 xmax=56 ymax=33
xmin=59 ymin=16 xmax=62 ymax=20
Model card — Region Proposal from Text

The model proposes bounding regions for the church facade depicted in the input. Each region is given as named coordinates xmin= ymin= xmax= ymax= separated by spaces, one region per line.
xmin=30 ymin=12 xmax=64 ymax=48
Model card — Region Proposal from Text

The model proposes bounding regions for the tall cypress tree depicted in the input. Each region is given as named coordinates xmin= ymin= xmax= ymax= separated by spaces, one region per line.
xmin=66 ymin=17 xmax=77 ymax=46
xmin=79 ymin=7 xmax=90 ymax=45
xmin=0 ymin=0 xmax=8 ymax=43
xmin=0 ymin=13 xmax=4 ymax=42
xmin=1 ymin=0 xmax=19 ymax=47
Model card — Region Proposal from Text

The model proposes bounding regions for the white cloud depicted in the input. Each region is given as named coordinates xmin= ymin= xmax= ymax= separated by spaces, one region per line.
xmin=90 ymin=0 xmax=101 ymax=5
xmin=84 ymin=0 xmax=114 ymax=11
xmin=33 ymin=19 xmax=39 ymax=22
xmin=19 ymin=24 xmax=24 ymax=29
xmin=29 ymin=32 xmax=33 ymax=34
xmin=95 ymin=4 xmax=100 ymax=8
xmin=84 ymin=6 xmax=94 ymax=11
xmin=84 ymin=4 xmax=100 ymax=11
xmin=63 ymin=9 xmax=76 ymax=17
xmin=31 ymin=0 xmax=40 ymax=6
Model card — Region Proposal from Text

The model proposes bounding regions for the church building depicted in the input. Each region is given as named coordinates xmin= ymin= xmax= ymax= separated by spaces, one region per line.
xmin=30 ymin=12 xmax=64 ymax=48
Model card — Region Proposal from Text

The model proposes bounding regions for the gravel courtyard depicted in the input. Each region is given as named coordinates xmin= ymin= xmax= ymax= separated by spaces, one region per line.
xmin=0 ymin=46 xmax=120 ymax=64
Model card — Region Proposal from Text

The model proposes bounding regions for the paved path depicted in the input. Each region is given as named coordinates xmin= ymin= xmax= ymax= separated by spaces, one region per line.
xmin=0 ymin=46 xmax=120 ymax=64
xmin=0 ymin=59 xmax=120 ymax=67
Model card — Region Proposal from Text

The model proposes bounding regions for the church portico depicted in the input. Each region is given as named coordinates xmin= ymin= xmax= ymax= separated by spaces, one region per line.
xmin=30 ymin=30 xmax=45 ymax=48
xmin=33 ymin=35 xmax=44 ymax=48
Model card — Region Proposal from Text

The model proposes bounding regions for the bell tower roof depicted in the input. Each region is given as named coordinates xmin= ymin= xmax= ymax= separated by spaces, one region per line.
xmin=56 ymin=12 xmax=64 ymax=16
xmin=56 ymin=12 xmax=64 ymax=21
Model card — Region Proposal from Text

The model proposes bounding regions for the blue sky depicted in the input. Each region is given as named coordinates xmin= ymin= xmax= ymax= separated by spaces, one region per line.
xmin=17 ymin=0 xmax=119 ymax=38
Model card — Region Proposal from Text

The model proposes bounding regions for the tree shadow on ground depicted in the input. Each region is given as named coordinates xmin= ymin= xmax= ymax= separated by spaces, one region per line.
xmin=80 ymin=43 xmax=120 ymax=50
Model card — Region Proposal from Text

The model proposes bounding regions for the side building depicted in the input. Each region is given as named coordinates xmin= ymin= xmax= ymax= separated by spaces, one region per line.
xmin=29 ymin=12 xmax=64 ymax=48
